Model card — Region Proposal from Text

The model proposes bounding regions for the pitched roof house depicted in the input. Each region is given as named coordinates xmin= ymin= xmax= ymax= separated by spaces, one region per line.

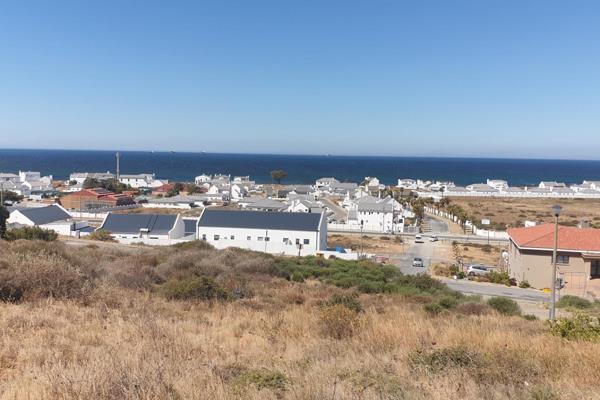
xmin=99 ymin=213 xmax=186 ymax=244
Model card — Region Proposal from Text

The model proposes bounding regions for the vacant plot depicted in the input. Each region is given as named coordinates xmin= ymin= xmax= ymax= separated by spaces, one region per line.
xmin=450 ymin=197 xmax=600 ymax=229
xmin=0 ymin=239 xmax=599 ymax=399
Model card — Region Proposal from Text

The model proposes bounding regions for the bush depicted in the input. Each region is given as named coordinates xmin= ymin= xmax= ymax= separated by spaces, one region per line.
xmin=523 ymin=314 xmax=539 ymax=321
xmin=291 ymin=271 xmax=305 ymax=282
xmin=549 ymin=313 xmax=600 ymax=341
xmin=409 ymin=346 xmax=484 ymax=373
xmin=87 ymin=229 xmax=115 ymax=242
xmin=518 ymin=280 xmax=531 ymax=288
xmin=5 ymin=226 xmax=57 ymax=241
xmin=438 ymin=296 xmax=459 ymax=309
xmin=556 ymin=295 xmax=591 ymax=309
xmin=487 ymin=271 xmax=513 ymax=286
xmin=454 ymin=302 xmax=491 ymax=316
xmin=456 ymin=271 xmax=466 ymax=279
xmin=423 ymin=302 xmax=444 ymax=316
xmin=233 ymin=369 xmax=288 ymax=392
xmin=162 ymin=276 xmax=229 ymax=301
xmin=319 ymin=304 xmax=361 ymax=339
xmin=324 ymin=292 xmax=363 ymax=313
xmin=487 ymin=297 xmax=521 ymax=316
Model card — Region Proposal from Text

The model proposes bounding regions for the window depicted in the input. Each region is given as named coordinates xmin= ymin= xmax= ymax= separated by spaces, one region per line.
xmin=258 ymin=237 xmax=263 ymax=241
xmin=303 ymin=239 xmax=310 ymax=245
xmin=230 ymin=235 xmax=235 ymax=240
xmin=247 ymin=236 xmax=251 ymax=241
xmin=265 ymin=237 xmax=270 ymax=242
xmin=295 ymin=238 xmax=300 ymax=245
xmin=283 ymin=238 xmax=289 ymax=243
xmin=556 ymin=255 xmax=570 ymax=264
xmin=214 ymin=235 xmax=220 ymax=241
xmin=592 ymin=260 xmax=600 ymax=278
xmin=202 ymin=234 xmax=207 ymax=241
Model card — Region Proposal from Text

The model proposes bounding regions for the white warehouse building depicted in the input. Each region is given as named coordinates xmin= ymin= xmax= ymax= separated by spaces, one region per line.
xmin=197 ymin=209 xmax=327 ymax=257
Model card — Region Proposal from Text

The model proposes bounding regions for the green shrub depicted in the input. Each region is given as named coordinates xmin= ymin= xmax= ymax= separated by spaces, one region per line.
xmin=324 ymin=292 xmax=363 ymax=313
xmin=409 ymin=346 xmax=483 ymax=373
xmin=87 ymin=229 xmax=115 ymax=242
xmin=233 ymin=368 xmax=288 ymax=392
xmin=456 ymin=271 xmax=466 ymax=279
xmin=518 ymin=280 xmax=531 ymax=288
xmin=523 ymin=314 xmax=539 ymax=321
xmin=423 ymin=302 xmax=444 ymax=316
xmin=487 ymin=297 xmax=521 ymax=316
xmin=556 ymin=295 xmax=591 ymax=309
xmin=290 ymin=271 xmax=305 ymax=282
xmin=438 ymin=296 xmax=459 ymax=309
xmin=487 ymin=271 xmax=513 ymax=286
xmin=162 ymin=276 xmax=228 ymax=301
xmin=549 ymin=313 xmax=600 ymax=341
xmin=5 ymin=226 xmax=58 ymax=241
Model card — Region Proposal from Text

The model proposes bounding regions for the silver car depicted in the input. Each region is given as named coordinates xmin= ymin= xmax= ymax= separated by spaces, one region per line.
xmin=467 ymin=264 xmax=490 ymax=276
xmin=412 ymin=257 xmax=424 ymax=267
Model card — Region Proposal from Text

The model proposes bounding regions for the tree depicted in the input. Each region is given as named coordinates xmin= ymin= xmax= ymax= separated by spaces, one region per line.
xmin=0 ymin=205 xmax=9 ymax=239
xmin=1 ymin=190 xmax=24 ymax=203
xmin=270 ymin=170 xmax=288 ymax=184
xmin=82 ymin=177 xmax=101 ymax=189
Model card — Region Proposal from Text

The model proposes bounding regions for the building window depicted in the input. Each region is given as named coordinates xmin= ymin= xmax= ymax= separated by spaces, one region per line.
xmin=265 ymin=237 xmax=270 ymax=242
xmin=214 ymin=235 xmax=220 ymax=241
xmin=202 ymin=234 xmax=207 ymax=241
xmin=283 ymin=238 xmax=289 ymax=243
xmin=230 ymin=235 xmax=235 ymax=240
xmin=592 ymin=260 xmax=600 ymax=278
xmin=247 ymin=236 xmax=251 ymax=241
xmin=295 ymin=238 xmax=300 ymax=245
xmin=556 ymin=255 xmax=570 ymax=264
xmin=258 ymin=237 xmax=263 ymax=241
xmin=303 ymin=239 xmax=310 ymax=245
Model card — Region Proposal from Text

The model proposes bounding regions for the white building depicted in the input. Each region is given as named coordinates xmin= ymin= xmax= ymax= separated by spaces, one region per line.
xmin=539 ymin=181 xmax=566 ymax=190
xmin=98 ymin=213 xmax=188 ymax=245
xmin=315 ymin=177 xmax=339 ymax=189
xmin=195 ymin=174 xmax=212 ymax=184
xmin=7 ymin=204 xmax=91 ymax=236
xmin=17 ymin=171 xmax=53 ymax=192
xmin=343 ymin=195 xmax=403 ymax=233
xmin=119 ymin=174 xmax=165 ymax=188
xmin=197 ymin=208 xmax=328 ymax=256
xmin=69 ymin=172 xmax=115 ymax=184
xmin=486 ymin=179 xmax=509 ymax=191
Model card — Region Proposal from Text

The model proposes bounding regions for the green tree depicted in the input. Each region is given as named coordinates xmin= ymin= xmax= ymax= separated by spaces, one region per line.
xmin=82 ymin=177 xmax=101 ymax=189
xmin=270 ymin=170 xmax=288 ymax=184
xmin=1 ymin=190 xmax=24 ymax=203
xmin=0 ymin=205 xmax=9 ymax=238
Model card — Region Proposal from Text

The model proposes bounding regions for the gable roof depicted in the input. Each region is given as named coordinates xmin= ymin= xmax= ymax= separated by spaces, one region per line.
xmin=18 ymin=205 xmax=71 ymax=225
xmin=508 ymin=224 xmax=600 ymax=252
xmin=100 ymin=213 xmax=177 ymax=235
xmin=183 ymin=219 xmax=198 ymax=236
xmin=198 ymin=209 xmax=322 ymax=231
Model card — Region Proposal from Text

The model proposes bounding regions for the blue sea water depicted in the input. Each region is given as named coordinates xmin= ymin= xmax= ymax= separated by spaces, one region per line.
xmin=1 ymin=149 xmax=600 ymax=186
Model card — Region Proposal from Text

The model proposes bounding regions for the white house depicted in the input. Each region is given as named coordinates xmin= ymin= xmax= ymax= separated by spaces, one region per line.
xmin=119 ymin=174 xmax=165 ymax=188
xmin=315 ymin=177 xmax=339 ymax=189
xmin=397 ymin=179 xmax=417 ymax=189
xmin=69 ymin=172 xmax=115 ymax=184
xmin=486 ymin=179 xmax=509 ymax=191
xmin=7 ymin=204 xmax=91 ymax=236
xmin=197 ymin=208 xmax=328 ymax=256
xmin=539 ymin=181 xmax=566 ymax=190
xmin=195 ymin=174 xmax=212 ymax=184
xmin=98 ymin=213 xmax=187 ymax=245
xmin=344 ymin=195 xmax=403 ymax=233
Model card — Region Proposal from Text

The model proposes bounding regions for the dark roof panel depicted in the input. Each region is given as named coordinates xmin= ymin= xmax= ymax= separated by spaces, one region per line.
xmin=100 ymin=213 xmax=177 ymax=234
xmin=19 ymin=205 xmax=71 ymax=225
xmin=183 ymin=219 xmax=198 ymax=235
xmin=198 ymin=209 xmax=322 ymax=231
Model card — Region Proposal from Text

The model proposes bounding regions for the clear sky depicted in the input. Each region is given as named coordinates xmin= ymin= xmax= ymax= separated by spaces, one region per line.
xmin=1 ymin=1 xmax=599 ymax=158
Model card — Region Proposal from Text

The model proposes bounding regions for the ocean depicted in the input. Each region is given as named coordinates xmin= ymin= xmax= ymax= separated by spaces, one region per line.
xmin=1 ymin=149 xmax=600 ymax=186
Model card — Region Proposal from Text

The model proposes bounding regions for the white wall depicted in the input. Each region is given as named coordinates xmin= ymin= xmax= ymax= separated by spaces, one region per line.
xmin=197 ymin=226 xmax=323 ymax=256
xmin=357 ymin=210 xmax=395 ymax=232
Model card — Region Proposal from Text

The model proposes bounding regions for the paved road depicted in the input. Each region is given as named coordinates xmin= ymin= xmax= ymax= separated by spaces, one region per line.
xmin=394 ymin=239 xmax=438 ymax=275
xmin=321 ymin=197 xmax=347 ymax=221
xmin=423 ymin=216 xmax=449 ymax=233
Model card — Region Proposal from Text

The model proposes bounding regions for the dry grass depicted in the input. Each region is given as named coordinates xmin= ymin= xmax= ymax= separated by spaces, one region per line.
xmin=451 ymin=197 xmax=600 ymax=229
xmin=0 ymin=240 xmax=599 ymax=399
xmin=328 ymin=233 xmax=406 ymax=255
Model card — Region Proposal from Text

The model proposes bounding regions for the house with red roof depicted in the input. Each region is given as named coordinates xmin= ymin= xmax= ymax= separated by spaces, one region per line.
xmin=508 ymin=224 xmax=600 ymax=294
xmin=60 ymin=188 xmax=135 ymax=210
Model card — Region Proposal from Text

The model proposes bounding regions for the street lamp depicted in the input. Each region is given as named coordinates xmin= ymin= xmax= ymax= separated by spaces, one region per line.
xmin=549 ymin=204 xmax=562 ymax=320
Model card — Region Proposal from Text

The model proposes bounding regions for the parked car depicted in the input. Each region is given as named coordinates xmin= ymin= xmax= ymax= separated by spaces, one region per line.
xmin=430 ymin=235 xmax=438 ymax=242
xmin=415 ymin=234 xmax=424 ymax=243
xmin=467 ymin=264 xmax=490 ymax=276
xmin=412 ymin=257 xmax=424 ymax=267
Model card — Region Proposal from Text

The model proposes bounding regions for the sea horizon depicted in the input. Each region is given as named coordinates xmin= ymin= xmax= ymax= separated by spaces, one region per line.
xmin=2 ymin=148 xmax=600 ymax=187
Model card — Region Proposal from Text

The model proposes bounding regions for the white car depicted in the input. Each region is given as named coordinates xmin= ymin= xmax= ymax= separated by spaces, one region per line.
xmin=467 ymin=264 xmax=490 ymax=276
xmin=415 ymin=234 xmax=424 ymax=243
xmin=430 ymin=235 xmax=438 ymax=242
xmin=412 ymin=257 xmax=424 ymax=267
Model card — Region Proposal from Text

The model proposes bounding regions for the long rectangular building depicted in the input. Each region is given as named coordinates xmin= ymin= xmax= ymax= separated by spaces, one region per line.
xmin=197 ymin=208 xmax=327 ymax=256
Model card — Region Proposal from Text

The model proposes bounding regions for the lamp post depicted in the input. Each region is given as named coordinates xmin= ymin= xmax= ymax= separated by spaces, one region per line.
xmin=549 ymin=204 xmax=562 ymax=320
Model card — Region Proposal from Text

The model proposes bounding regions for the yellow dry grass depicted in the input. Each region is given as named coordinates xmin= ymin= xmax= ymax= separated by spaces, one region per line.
xmin=0 ymin=240 xmax=599 ymax=399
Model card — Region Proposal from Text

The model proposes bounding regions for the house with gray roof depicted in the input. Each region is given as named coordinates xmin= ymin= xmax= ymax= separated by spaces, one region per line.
xmin=98 ymin=212 xmax=187 ymax=245
xmin=7 ymin=204 xmax=91 ymax=236
xmin=197 ymin=208 xmax=327 ymax=256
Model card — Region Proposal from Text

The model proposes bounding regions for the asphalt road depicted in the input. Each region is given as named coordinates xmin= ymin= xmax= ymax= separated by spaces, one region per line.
xmin=321 ymin=197 xmax=347 ymax=222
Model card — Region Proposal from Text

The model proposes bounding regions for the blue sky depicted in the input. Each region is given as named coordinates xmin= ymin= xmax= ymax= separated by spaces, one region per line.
xmin=1 ymin=1 xmax=599 ymax=158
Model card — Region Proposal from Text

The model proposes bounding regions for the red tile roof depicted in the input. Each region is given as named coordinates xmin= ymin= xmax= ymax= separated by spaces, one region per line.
xmin=508 ymin=224 xmax=600 ymax=252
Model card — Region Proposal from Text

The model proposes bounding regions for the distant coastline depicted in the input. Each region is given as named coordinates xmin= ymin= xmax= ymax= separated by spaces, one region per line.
xmin=2 ymin=148 xmax=600 ymax=186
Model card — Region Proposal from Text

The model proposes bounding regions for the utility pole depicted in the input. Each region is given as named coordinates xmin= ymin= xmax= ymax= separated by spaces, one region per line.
xmin=116 ymin=152 xmax=121 ymax=181
xmin=550 ymin=205 xmax=562 ymax=320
